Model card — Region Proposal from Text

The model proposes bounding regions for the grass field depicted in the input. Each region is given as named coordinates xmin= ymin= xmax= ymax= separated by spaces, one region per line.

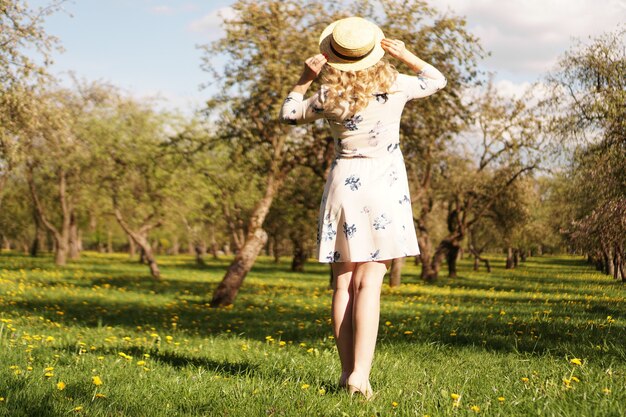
xmin=0 ymin=252 xmax=624 ymax=416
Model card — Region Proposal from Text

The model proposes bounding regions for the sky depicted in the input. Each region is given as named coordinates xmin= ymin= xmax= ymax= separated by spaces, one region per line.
xmin=31 ymin=0 xmax=626 ymax=112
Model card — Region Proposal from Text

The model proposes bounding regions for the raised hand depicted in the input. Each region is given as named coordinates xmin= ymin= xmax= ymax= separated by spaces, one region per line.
xmin=381 ymin=38 xmax=427 ymax=73
xmin=301 ymin=53 xmax=328 ymax=82
xmin=380 ymin=38 xmax=407 ymax=60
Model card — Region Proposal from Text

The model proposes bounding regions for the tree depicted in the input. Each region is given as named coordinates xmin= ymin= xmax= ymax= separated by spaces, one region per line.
xmin=0 ymin=0 xmax=64 ymax=206
xmin=422 ymin=80 xmax=550 ymax=280
xmin=82 ymin=85 xmax=186 ymax=279
xmin=547 ymin=27 xmax=625 ymax=279
xmin=200 ymin=0 xmax=341 ymax=306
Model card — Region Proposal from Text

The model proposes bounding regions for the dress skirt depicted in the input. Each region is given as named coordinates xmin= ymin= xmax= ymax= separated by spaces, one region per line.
xmin=316 ymin=150 xmax=420 ymax=263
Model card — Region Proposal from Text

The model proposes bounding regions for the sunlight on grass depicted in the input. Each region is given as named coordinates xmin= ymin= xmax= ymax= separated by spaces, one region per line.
xmin=0 ymin=252 xmax=624 ymax=416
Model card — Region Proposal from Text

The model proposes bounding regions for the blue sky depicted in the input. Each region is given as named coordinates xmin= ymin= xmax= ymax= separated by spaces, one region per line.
xmin=32 ymin=0 xmax=626 ymax=111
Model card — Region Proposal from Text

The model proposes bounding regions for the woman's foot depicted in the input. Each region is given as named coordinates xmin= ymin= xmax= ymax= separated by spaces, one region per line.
xmin=347 ymin=372 xmax=374 ymax=400
xmin=338 ymin=371 xmax=350 ymax=389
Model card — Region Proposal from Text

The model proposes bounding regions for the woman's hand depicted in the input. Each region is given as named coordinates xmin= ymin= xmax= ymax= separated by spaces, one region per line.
xmin=381 ymin=38 xmax=408 ymax=60
xmin=301 ymin=54 xmax=327 ymax=82
xmin=291 ymin=54 xmax=327 ymax=95
xmin=381 ymin=38 xmax=427 ymax=73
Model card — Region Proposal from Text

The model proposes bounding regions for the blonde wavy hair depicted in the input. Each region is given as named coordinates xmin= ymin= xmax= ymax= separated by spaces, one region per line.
xmin=321 ymin=59 xmax=398 ymax=116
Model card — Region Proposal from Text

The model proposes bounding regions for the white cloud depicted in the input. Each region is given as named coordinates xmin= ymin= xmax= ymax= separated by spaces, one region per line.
xmin=187 ymin=6 xmax=237 ymax=39
xmin=436 ymin=0 xmax=626 ymax=77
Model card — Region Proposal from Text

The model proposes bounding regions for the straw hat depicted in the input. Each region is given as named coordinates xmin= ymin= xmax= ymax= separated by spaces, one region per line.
xmin=319 ymin=16 xmax=385 ymax=72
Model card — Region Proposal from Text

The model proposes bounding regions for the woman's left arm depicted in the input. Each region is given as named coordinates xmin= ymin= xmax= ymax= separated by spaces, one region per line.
xmin=279 ymin=54 xmax=328 ymax=125
xmin=381 ymin=38 xmax=447 ymax=99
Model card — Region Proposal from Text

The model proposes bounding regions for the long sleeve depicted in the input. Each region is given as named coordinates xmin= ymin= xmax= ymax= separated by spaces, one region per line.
xmin=279 ymin=90 xmax=326 ymax=125
xmin=400 ymin=63 xmax=447 ymax=102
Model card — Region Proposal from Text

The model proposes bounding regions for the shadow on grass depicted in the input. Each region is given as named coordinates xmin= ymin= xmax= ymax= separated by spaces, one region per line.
xmin=3 ymin=253 xmax=625 ymax=362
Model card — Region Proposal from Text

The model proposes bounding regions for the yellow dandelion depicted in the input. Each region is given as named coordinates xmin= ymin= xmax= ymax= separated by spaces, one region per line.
xmin=470 ymin=405 xmax=480 ymax=413
xmin=95 ymin=393 xmax=107 ymax=399
xmin=571 ymin=376 xmax=580 ymax=383
xmin=603 ymin=388 xmax=611 ymax=395
xmin=521 ymin=377 xmax=529 ymax=383
xmin=570 ymin=358 xmax=582 ymax=366
xmin=278 ymin=341 xmax=286 ymax=347
xmin=73 ymin=405 xmax=83 ymax=412
xmin=497 ymin=396 xmax=505 ymax=402
xmin=136 ymin=361 xmax=146 ymax=366
xmin=44 ymin=372 xmax=54 ymax=378
xmin=450 ymin=393 xmax=460 ymax=400
xmin=143 ymin=353 xmax=150 ymax=358
xmin=301 ymin=384 xmax=310 ymax=390
xmin=0 ymin=397 xmax=4 ymax=402
xmin=92 ymin=376 xmax=103 ymax=386
xmin=44 ymin=367 xmax=54 ymax=372
xmin=57 ymin=381 xmax=66 ymax=390
xmin=403 ymin=330 xmax=413 ymax=335
xmin=318 ymin=388 xmax=326 ymax=395
xmin=392 ymin=401 xmax=398 ymax=407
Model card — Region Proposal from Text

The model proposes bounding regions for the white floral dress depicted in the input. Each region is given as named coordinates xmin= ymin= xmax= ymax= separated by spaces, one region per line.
xmin=280 ymin=64 xmax=446 ymax=263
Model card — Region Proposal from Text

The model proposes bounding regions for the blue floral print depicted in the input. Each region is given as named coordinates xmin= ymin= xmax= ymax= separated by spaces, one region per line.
xmin=326 ymin=250 xmax=341 ymax=262
xmin=322 ymin=223 xmax=337 ymax=242
xmin=387 ymin=143 xmax=400 ymax=153
xmin=343 ymin=114 xmax=363 ymax=131
xmin=373 ymin=213 xmax=391 ymax=230
xmin=388 ymin=170 xmax=398 ymax=185
xmin=369 ymin=249 xmax=381 ymax=260
xmin=399 ymin=195 xmax=410 ymax=205
xmin=345 ymin=175 xmax=361 ymax=191
xmin=374 ymin=93 xmax=389 ymax=103
xmin=343 ymin=222 xmax=357 ymax=239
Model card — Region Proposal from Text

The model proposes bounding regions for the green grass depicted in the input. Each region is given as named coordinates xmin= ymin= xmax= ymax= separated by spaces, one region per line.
xmin=0 ymin=252 xmax=624 ymax=416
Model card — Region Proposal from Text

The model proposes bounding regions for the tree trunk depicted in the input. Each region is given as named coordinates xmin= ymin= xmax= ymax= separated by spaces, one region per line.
xmin=291 ymin=237 xmax=307 ymax=272
xmin=520 ymin=250 xmax=528 ymax=262
xmin=69 ymin=212 xmax=80 ymax=260
xmin=112 ymin=206 xmax=161 ymax=279
xmin=473 ymin=255 xmax=479 ymax=271
xmin=210 ymin=174 xmax=282 ymax=307
xmin=211 ymin=228 xmax=268 ymax=307
xmin=2 ymin=235 xmax=10 ymax=251
xmin=389 ymin=257 xmax=405 ymax=287
xmin=513 ymin=249 xmax=519 ymax=268
xmin=195 ymin=243 xmax=206 ymax=265
xmin=209 ymin=225 xmax=219 ymax=258
xmin=613 ymin=245 xmax=622 ymax=280
xmin=505 ymin=247 xmax=514 ymax=269
xmin=128 ymin=235 xmax=136 ymax=257
xmin=273 ymin=234 xmax=280 ymax=263
xmin=418 ymin=234 xmax=436 ymax=281
xmin=446 ymin=243 xmax=460 ymax=278
xmin=30 ymin=207 xmax=41 ymax=256
xmin=170 ymin=236 xmax=180 ymax=255
xmin=27 ymin=167 xmax=72 ymax=265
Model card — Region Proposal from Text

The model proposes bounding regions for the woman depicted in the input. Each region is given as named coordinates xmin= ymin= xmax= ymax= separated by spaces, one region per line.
xmin=279 ymin=16 xmax=446 ymax=399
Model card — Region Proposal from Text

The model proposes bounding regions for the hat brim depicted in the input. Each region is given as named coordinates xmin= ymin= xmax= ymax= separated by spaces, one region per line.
xmin=319 ymin=19 xmax=385 ymax=72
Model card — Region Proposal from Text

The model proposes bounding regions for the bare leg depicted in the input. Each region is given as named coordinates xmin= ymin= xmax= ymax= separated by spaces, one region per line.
xmin=331 ymin=261 xmax=356 ymax=387
xmin=348 ymin=260 xmax=390 ymax=396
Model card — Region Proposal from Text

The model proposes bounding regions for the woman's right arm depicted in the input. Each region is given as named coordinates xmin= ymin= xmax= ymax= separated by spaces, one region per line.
xmin=279 ymin=54 xmax=328 ymax=125
xmin=381 ymin=39 xmax=447 ymax=99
